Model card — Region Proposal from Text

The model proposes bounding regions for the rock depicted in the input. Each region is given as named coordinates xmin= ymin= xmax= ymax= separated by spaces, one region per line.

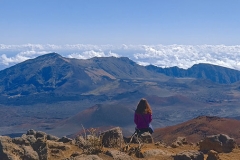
xmin=206 ymin=150 xmax=220 ymax=160
xmin=12 ymin=137 xmax=30 ymax=146
xmin=71 ymin=155 xmax=103 ymax=160
xmin=106 ymin=150 xmax=133 ymax=160
xmin=155 ymin=141 xmax=167 ymax=147
xmin=22 ymin=145 xmax=39 ymax=160
xmin=58 ymin=136 xmax=73 ymax=143
xmin=199 ymin=134 xmax=236 ymax=153
xmin=171 ymin=137 xmax=187 ymax=148
xmin=171 ymin=142 xmax=180 ymax=148
xmin=174 ymin=150 xmax=204 ymax=160
xmin=47 ymin=134 xmax=59 ymax=141
xmin=130 ymin=131 xmax=154 ymax=144
xmin=27 ymin=129 xmax=36 ymax=136
xmin=0 ymin=131 xmax=81 ymax=160
xmin=142 ymin=149 xmax=171 ymax=158
xmin=138 ymin=132 xmax=154 ymax=143
xmin=48 ymin=141 xmax=70 ymax=151
xmin=101 ymin=127 xmax=124 ymax=147
xmin=0 ymin=136 xmax=24 ymax=160
xmin=21 ymin=134 xmax=37 ymax=145
xmin=36 ymin=131 xmax=47 ymax=139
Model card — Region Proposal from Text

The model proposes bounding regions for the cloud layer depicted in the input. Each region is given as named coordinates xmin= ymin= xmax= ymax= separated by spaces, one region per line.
xmin=1 ymin=44 xmax=240 ymax=70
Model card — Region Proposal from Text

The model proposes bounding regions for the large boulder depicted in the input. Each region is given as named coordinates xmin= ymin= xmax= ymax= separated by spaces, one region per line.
xmin=22 ymin=145 xmax=39 ymax=160
xmin=128 ymin=132 xmax=154 ymax=144
xmin=101 ymin=127 xmax=124 ymax=147
xmin=0 ymin=136 xmax=24 ymax=160
xmin=138 ymin=132 xmax=154 ymax=143
xmin=173 ymin=150 xmax=204 ymax=160
xmin=0 ymin=136 xmax=39 ymax=160
xmin=0 ymin=130 xmax=78 ymax=160
xmin=199 ymin=134 xmax=236 ymax=153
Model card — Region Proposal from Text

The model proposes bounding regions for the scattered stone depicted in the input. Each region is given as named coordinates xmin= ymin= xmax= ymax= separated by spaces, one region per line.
xmin=155 ymin=141 xmax=167 ymax=147
xmin=22 ymin=145 xmax=39 ymax=160
xmin=2 ymin=128 xmax=237 ymax=160
xmin=207 ymin=150 xmax=220 ymax=160
xmin=171 ymin=142 xmax=180 ymax=148
xmin=0 ymin=136 xmax=24 ymax=160
xmin=173 ymin=150 xmax=204 ymax=160
xmin=48 ymin=141 xmax=70 ymax=150
xmin=171 ymin=137 xmax=188 ymax=148
xmin=47 ymin=134 xmax=59 ymax=141
xmin=26 ymin=129 xmax=36 ymax=136
xmin=106 ymin=150 xmax=133 ymax=160
xmin=22 ymin=134 xmax=37 ymax=145
xmin=36 ymin=131 xmax=47 ymax=139
xmin=101 ymin=127 xmax=124 ymax=147
xmin=199 ymin=134 xmax=236 ymax=153
xmin=129 ymin=131 xmax=154 ymax=144
xmin=138 ymin=132 xmax=154 ymax=143
xmin=142 ymin=149 xmax=171 ymax=158
xmin=58 ymin=136 xmax=73 ymax=143
xmin=70 ymin=155 xmax=103 ymax=160
xmin=12 ymin=137 xmax=30 ymax=146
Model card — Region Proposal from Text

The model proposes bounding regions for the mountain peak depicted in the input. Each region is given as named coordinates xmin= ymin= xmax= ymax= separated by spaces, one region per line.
xmin=35 ymin=52 xmax=62 ymax=60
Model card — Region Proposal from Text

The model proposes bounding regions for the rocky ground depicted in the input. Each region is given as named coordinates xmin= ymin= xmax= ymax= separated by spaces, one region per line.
xmin=0 ymin=127 xmax=239 ymax=160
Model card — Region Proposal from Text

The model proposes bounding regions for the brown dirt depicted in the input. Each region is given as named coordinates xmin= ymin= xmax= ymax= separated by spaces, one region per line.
xmin=153 ymin=116 xmax=240 ymax=145
xmin=47 ymin=141 xmax=240 ymax=160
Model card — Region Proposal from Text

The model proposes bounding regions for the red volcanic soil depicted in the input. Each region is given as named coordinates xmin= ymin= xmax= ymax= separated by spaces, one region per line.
xmin=153 ymin=116 xmax=240 ymax=145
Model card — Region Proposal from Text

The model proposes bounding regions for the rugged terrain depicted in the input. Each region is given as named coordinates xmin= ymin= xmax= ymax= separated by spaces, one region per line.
xmin=0 ymin=126 xmax=240 ymax=160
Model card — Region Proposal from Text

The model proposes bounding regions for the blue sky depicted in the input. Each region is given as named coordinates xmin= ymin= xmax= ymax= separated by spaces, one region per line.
xmin=1 ymin=0 xmax=240 ymax=45
xmin=1 ymin=1 xmax=240 ymax=71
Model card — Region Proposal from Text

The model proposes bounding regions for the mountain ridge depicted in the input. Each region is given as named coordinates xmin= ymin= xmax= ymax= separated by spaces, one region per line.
xmin=0 ymin=53 xmax=167 ymax=97
xmin=145 ymin=63 xmax=240 ymax=83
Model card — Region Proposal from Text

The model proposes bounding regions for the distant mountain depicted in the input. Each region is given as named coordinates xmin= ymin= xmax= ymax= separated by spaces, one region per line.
xmin=146 ymin=63 xmax=240 ymax=84
xmin=153 ymin=116 xmax=240 ymax=144
xmin=0 ymin=53 xmax=166 ymax=98
xmin=48 ymin=103 xmax=135 ymax=136
xmin=1 ymin=53 xmax=239 ymax=99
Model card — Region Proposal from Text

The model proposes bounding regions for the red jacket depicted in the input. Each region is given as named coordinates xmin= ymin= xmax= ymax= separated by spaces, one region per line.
xmin=134 ymin=113 xmax=152 ymax=129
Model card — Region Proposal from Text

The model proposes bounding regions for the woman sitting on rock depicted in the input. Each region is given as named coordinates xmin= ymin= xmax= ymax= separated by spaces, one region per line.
xmin=134 ymin=98 xmax=153 ymax=134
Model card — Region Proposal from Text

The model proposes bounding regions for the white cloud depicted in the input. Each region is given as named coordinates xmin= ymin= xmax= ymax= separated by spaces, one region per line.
xmin=67 ymin=50 xmax=120 ymax=59
xmin=1 ymin=44 xmax=240 ymax=71
xmin=19 ymin=50 xmax=50 ymax=56
xmin=0 ymin=54 xmax=29 ymax=65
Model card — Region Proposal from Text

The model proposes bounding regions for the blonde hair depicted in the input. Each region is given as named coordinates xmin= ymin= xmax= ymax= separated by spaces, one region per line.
xmin=135 ymin=98 xmax=152 ymax=114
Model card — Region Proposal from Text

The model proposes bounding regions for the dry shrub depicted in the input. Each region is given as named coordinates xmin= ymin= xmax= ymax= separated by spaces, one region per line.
xmin=76 ymin=126 xmax=103 ymax=154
